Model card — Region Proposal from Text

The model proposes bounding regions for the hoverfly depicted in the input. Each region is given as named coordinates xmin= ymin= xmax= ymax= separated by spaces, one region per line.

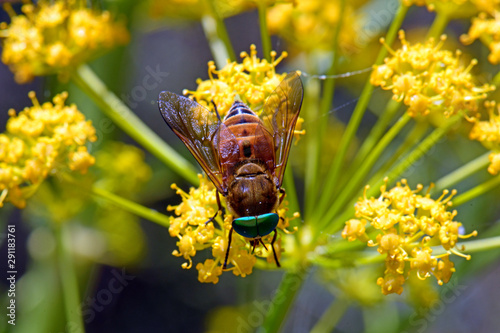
xmin=158 ymin=72 xmax=303 ymax=268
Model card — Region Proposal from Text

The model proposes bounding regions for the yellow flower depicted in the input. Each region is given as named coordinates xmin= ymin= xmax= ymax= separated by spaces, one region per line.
xmin=469 ymin=101 xmax=500 ymax=174
xmin=342 ymin=179 xmax=477 ymax=295
xmin=402 ymin=0 xmax=499 ymax=17
xmin=1 ymin=0 xmax=129 ymax=83
xmin=184 ymin=45 xmax=306 ymax=141
xmin=460 ymin=12 xmax=500 ymax=64
xmin=185 ymin=45 xmax=287 ymax=115
xmin=167 ymin=175 xmax=297 ymax=283
xmin=0 ymin=91 xmax=96 ymax=208
xmin=266 ymin=0 xmax=365 ymax=54
xmin=147 ymin=0 xmax=264 ymax=20
xmin=371 ymin=30 xmax=495 ymax=119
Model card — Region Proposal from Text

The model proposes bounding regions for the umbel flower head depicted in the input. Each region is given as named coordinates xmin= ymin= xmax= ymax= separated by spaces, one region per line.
xmin=0 ymin=0 xmax=129 ymax=83
xmin=266 ymin=0 xmax=364 ymax=54
xmin=184 ymin=45 xmax=305 ymax=140
xmin=148 ymin=0 xmax=261 ymax=20
xmin=185 ymin=44 xmax=288 ymax=115
xmin=461 ymin=12 xmax=500 ymax=64
xmin=371 ymin=30 xmax=495 ymax=118
xmin=342 ymin=179 xmax=477 ymax=295
xmin=469 ymin=101 xmax=500 ymax=174
xmin=168 ymin=175 xmax=299 ymax=284
xmin=0 ymin=91 xmax=96 ymax=208
xmin=402 ymin=0 xmax=499 ymax=17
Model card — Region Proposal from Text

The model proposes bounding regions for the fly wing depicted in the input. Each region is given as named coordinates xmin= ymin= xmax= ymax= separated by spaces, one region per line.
xmin=260 ymin=72 xmax=304 ymax=186
xmin=158 ymin=92 xmax=225 ymax=193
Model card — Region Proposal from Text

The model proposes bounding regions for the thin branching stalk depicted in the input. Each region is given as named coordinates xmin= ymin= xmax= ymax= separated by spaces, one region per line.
xmin=304 ymin=0 xmax=346 ymax=219
xmin=434 ymin=152 xmax=490 ymax=192
xmin=314 ymin=4 xmax=409 ymax=220
xmin=453 ymin=175 xmax=500 ymax=207
xmin=310 ymin=297 xmax=351 ymax=333
xmin=257 ymin=0 xmax=272 ymax=61
xmin=426 ymin=12 xmax=450 ymax=39
xmin=349 ymin=99 xmax=403 ymax=173
xmin=71 ymin=65 xmax=199 ymax=185
xmin=56 ymin=225 xmax=85 ymax=332
xmin=329 ymin=113 xmax=463 ymax=234
xmin=203 ymin=0 xmax=235 ymax=67
xmin=260 ymin=266 xmax=309 ymax=333
xmin=320 ymin=113 xmax=412 ymax=229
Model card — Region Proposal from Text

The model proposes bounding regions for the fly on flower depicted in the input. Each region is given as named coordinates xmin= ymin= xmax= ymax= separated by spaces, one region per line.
xmin=158 ymin=71 xmax=303 ymax=269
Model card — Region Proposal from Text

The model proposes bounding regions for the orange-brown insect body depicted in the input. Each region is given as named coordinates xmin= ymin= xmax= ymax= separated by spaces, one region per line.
xmin=159 ymin=72 xmax=303 ymax=268
xmin=218 ymin=101 xmax=279 ymax=218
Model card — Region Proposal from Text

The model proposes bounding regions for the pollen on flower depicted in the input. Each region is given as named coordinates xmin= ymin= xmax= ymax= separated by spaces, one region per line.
xmin=342 ymin=178 xmax=477 ymax=295
xmin=469 ymin=101 xmax=500 ymax=174
xmin=1 ymin=0 xmax=129 ymax=83
xmin=461 ymin=11 xmax=500 ymax=64
xmin=266 ymin=0 xmax=364 ymax=54
xmin=0 ymin=91 xmax=96 ymax=208
xmin=371 ymin=30 xmax=495 ymax=119
xmin=402 ymin=0 xmax=499 ymax=17
xmin=184 ymin=45 xmax=289 ymax=116
xmin=167 ymin=174 xmax=298 ymax=283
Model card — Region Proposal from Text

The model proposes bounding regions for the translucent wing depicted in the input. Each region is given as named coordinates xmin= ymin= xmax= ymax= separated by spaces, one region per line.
xmin=158 ymin=92 xmax=225 ymax=193
xmin=261 ymin=72 xmax=304 ymax=186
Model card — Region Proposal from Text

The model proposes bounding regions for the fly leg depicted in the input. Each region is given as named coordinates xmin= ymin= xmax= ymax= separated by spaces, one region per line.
xmin=271 ymin=229 xmax=281 ymax=268
xmin=205 ymin=190 xmax=224 ymax=225
xmin=223 ymin=227 xmax=234 ymax=269
xmin=278 ymin=188 xmax=286 ymax=206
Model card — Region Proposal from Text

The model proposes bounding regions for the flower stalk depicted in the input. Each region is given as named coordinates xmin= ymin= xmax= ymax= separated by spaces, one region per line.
xmin=56 ymin=224 xmax=85 ymax=332
xmin=71 ymin=65 xmax=199 ymax=185
xmin=314 ymin=3 xmax=409 ymax=220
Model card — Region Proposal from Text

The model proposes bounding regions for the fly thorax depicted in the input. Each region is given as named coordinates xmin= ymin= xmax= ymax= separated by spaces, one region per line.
xmin=226 ymin=162 xmax=279 ymax=217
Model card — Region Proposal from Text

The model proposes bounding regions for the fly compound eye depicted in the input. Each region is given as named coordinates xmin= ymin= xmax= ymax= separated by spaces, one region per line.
xmin=232 ymin=213 xmax=280 ymax=239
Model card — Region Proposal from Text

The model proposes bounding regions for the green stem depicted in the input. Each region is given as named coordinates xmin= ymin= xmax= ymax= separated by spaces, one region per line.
xmin=260 ymin=266 xmax=309 ymax=333
xmin=453 ymin=175 xmax=500 ymax=207
xmin=257 ymin=0 xmax=272 ymax=61
xmin=202 ymin=0 xmax=236 ymax=67
xmin=71 ymin=65 xmax=199 ymax=185
xmin=349 ymin=99 xmax=402 ymax=173
xmin=366 ymin=113 xmax=463 ymax=198
xmin=62 ymin=174 xmax=171 ymax=227
xmin=457 ymin=236 xmax=500 ymax=253
xmin=320 ymin=113 xmax=411 ymax=229
xmin=426 ymin=12 xmax=450 ymax=40
xmin=90 ymin=185 xmax=171 ymax=227
xmin=493 ymin=71 xmax=500 ymax=86
xmin=434 ymin=152 xmax=490 ymax=192
xmin=315 ymin=4 xmax=409 ymax=219
xmin=304 ymin=0 xmax=346 ymax=219
xmin=330 ymin=113 xmax=462 ymax=233
xmin=310 ymin=298 xmax=350 ymax=333
xmin=56 ymin=225 xmax=85 ymax=333
xmin=283 ymin=165 xmax=300 ymax=216
xmin=364 ymin=120 xmax=429 ymax=193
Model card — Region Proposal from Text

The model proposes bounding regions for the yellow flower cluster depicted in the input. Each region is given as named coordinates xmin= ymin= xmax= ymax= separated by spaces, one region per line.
xmin=469 ymin=101 xmax=500 ymax=174
xmin=1 ymin=0 xmax=129 ymax=83
xmin=342 ymin=179 xmax=477 ymax=295
xmin=0 ymin=91 xmax=96 ymax=208
xmin=371 ymin=31 xmax=495 ymax=118
xmin=168 ymin=175 xmax=298 ymax=284
xmin=185 ymin=44 xmax=288 ymax=116
xmin=266 ymin=0 xmax=364 ymax=53
xmin=402 ymin=0 xmax=499 ymax=17
xmin=148 ymin=0 xmax=259 ymax=20
xmin=461 ymin=12 xmax=500 ymax=64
